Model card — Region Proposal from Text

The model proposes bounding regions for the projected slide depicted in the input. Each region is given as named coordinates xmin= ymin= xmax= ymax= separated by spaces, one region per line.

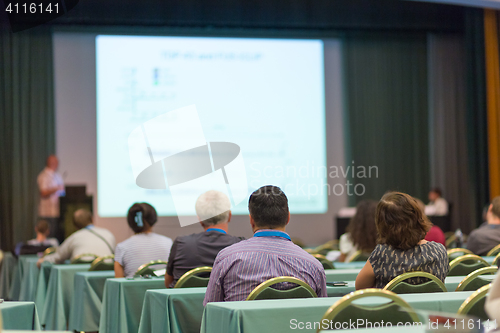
xmin=96 ymin=35 xmax=326 ymax=218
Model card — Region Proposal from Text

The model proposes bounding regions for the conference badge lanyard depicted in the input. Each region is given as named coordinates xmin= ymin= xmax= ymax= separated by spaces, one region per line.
xmin=253 ymin=230 xmax=291 ymax=241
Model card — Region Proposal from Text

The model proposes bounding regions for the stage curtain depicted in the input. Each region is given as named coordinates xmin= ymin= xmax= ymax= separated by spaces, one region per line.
xmin=342 ymin=33 xmax=430 ymax=205
xmin=0 ymin=25 xmax=55 ymax=250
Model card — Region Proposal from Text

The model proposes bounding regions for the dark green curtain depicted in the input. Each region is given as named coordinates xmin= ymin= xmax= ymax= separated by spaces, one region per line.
xmin=464 ymin=8 xmax=490 ymax=226
xmin=343 ymin=33 xmax=430 ymax=205
xmin=0 ymin=25 xmax=55 ymax=250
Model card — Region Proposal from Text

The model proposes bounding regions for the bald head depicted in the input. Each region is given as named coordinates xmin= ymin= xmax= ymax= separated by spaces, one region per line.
xmin=46 ymin=155 xmax=59 ymax=171
xmin=73 ymin=209 xmax=93 ymax=229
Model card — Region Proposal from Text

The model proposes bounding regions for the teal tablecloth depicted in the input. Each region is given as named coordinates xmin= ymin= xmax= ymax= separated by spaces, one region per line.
xmin=325 ymin=269 xmax=361 ymax=282
xmin=201 ymin=291 xmax=475 ymax=333
xmin=332 ymin=262 xmax=366 ymax=269
xmin=41 ymin=263 xmax=91 ymax=330
xmin=0 ymin=253 xmax=17 ymax=299
xmin=18 ymin=257 xmax=41 ymax=301
xmin=68 ymin=270 xmax=115 ymax=332
xmin=34 ymin=261 xmax=53 ymax=316
xmin=138 ymin=288 xmax=207 ymax=333
xmin=99 ymin=277 xmax=166 ymax=333
xmin=0 ymin=301 xmax=41 ymax=330
xmin=7 ymin=255 xmax=38 ymax=301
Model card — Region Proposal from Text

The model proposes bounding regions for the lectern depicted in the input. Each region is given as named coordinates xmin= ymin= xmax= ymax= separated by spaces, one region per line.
xmin=58 ymin=185 xmax=93 ymax=243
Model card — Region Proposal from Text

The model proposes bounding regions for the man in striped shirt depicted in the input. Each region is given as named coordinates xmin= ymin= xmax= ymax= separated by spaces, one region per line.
xmin=203 ymin=185 xmax=327 ymax=305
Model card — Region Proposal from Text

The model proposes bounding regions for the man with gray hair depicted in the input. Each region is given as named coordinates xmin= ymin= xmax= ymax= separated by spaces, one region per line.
xmin=165 ymin=190 xmax=244 ymax=288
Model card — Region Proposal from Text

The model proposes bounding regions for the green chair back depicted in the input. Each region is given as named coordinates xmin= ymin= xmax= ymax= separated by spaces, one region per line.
xmin=134 ymin=260 xmax=168 ymax=277
xmin=455 ymin=266 xmax=498 ymax=291
xmin=71 ymin=253 xmax=98 ymax=264
xmin=447 ymin=248 xmax=473 ymax=261
xmin=174 ymin=266 xmax=212 ymax=288
xmin=457 ymin=284 xmax=491 ymax=321
xmin=487 ymin=244 xmax=500 ymax=257
xmin=313 ymin=240 xmax=339 ymax=255
xmin=346 ymin=250 xmax=369 ymax=263
xmin=383 ymin=271 xmax=447 ymax=294
xmin=494 ymin=253 xmax=500 ymax=267
xmin=312 ymin=254 xmax=335 ymax=270
xmin=246 ymin=276 xmax=317 ymax=301
xmin=43 ymin=247 xmax=56 ymax=257
xmin=317 ymin=289 xmax=420 ymax=332
xmin=448 ymin=255 xmax=490 ymax=276
xmin=89 ymin=255 xmax=115 ymax=271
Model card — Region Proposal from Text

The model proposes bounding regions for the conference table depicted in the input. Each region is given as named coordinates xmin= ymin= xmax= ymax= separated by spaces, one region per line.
xmin=200 ymin=291 xmax=476 ymax=333
xmin=99 ymin=277 xmax=166 ymax=333
xmin=7 ymin=255 xmax=38 ymax=301
xmin=68 ymin=270 xmax=115 ymax=332
xmin=40 ymin=263 xmax=91 ymax=330
xmin=0 ymin=301 xmax=41 ymax=330
xmin=0 ymin=252 xmax=17 ymax=299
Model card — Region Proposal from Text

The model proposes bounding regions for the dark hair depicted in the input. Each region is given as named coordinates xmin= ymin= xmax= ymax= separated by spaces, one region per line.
xmin=430 ymin=187 xmax=442 ymax=197
xmin=248 ymin=185 xmax=289 ymax=228
xmin=127 ymin=203 xmax=157 ymax=233
xmin=345 ymin=200 xmax=378 ymax=252
xmin=36 ymin=220 xmax=50 ymax=234
xmin=491 ymin=196 xmax=500 ymax=219
xmin=376 ymin=192 xmax=432 ymax=250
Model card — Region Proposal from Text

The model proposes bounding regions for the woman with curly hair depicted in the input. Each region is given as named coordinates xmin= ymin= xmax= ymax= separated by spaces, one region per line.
xmin=355 ymin=192 xmax=448 ymax=290
xmin=338 ymin=200 xmax=378 ymax=262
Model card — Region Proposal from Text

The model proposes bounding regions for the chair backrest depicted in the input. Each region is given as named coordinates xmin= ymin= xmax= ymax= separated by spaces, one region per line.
xmin=89 ymin=255 xmax=115 ymax=271
xmin=134 ymin=260 xmax=168 ymax=277
xmin=445 ymin=235 xmax=457 ymax=249
xmin=313 ymin=240 xmax=339 ymax=255
xmin=455 ymin=266 xmax=498 ymax=291
xmin=487 ymin=244 xmax=500 ymax=257
xmin=246 ymin=276 xmax=317 ymax=301
xmin=457 ymin=284 xmax=492 ymax=321
xmin=383 ymin=271 xmax=447 ymax=294
xmin=317 ymin=289 xmax=420 ymax=332
xmin=312 ymin=254 xmax=335 ymax=270
xmin=494 ymin=253 xmax=500 ymax=267
xmin=71 ymin=253 xmax=99 ymax=264
xmin=174 ymin=266 xmax=212 ymax=288
xmin=43 ymin=247 xmax=56 ymax=257
xmin=448 ymin=255 xmax=490 ymax=276
xmin=346 ymin=250 xmax=369 ymax=263
xmin=447 ymin=248 xmax=474 ymax=261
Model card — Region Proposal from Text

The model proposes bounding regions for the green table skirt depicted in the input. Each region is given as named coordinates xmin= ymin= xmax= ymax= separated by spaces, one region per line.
xmin=99 ymin=277 xmax=166 ymax=333
xmin=68 ymin=270 xmax=115 ymax=332
xmin=139 ymin=288 xmax=207 ymax=333
xmin=200 ymin=291 xmax=475 ymax=333
xmin=0 ymin=301 xmax=41 ymax=330
xmin=41 ymin=263 xmax=91 ymax=330
xmin=8 ymin=255 xmax=38 ymax=301
xmin=0 ymin=253 xmax=17 ymax=299
xmin=18 ymin=257 xmax=41 ymax=301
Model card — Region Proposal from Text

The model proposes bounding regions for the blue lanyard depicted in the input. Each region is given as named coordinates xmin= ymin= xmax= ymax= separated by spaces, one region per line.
xmin=253 ymin=230 xmax=291 ymax=241
xmin=206 ymin=228 xmax=227 ymax=234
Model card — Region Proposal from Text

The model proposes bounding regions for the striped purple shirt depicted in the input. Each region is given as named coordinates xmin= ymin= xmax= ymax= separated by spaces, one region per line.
xmin=203 ymin=229 xmax=327 ymax=305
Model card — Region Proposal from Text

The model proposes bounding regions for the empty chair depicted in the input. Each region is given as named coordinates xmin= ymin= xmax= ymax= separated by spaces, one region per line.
xmin=447 ymin=248 xmax=473 ymax=261
xmin=487 ymin=244 xmax=500 ymax=257
xmin=312 ymin=254 xmax=335 ymax=270
xmin=457 ymin=284 xmax=492 ymax=321
xmin=494 ymin=253 xmax=500 ymax=267
xmin=455 ymin=267 xmax=498 ymax=291
xmin=448 ymin=255 xmax=490 ymax=276
xmin=134 ymin=260 xmax=168 ymax=277
xmin=317 ymin=289 xmax=420 ymax=332
xmin=89 ymin=255 xmax=115 ymax=271
xmin=43 ymin=247 xmax=56 ymax=257
xmin=346 ymin=250 xmax=369 ymax=263
xmin=71 ymin=253 xmax=98 ymax=264
xmin=383 ymin=271 xmax=447 ymax=294
xmin=246 ymin=276 xmax=317 ymax=301
xmin=174 ymin=266 xmax=212 ymax=288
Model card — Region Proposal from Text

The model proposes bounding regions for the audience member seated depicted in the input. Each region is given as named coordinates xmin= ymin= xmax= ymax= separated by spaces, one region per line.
xmin=485 ymin=270 xmax=500 ymax=323
xmin=425 ymin=187 xmax=448 ymax=216
xmin=417 ymin=197 xmax=446 ymax=246
xmin=338 ymin=200 xmax=377 ymax=262
xmin=203 ymin=185 xmax=327 ymax=305
xmin=114 ymin=203 xmax=173 ymax=278
xmin=467 ymin=196 xmax=500 ymax=256
xmin=37 ymin=209 xmax=115 ymax=267
xmin=165 ymin=190 xmax=244 ymax=288
xmin=356 ymin=192 xmax=448 ymax=290
xmin=28 ymin=220 xmax=59 ymax=248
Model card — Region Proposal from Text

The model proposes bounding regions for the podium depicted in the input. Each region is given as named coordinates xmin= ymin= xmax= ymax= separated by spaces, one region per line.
xmin=58 ymin=185 xmax=93 ymax=243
